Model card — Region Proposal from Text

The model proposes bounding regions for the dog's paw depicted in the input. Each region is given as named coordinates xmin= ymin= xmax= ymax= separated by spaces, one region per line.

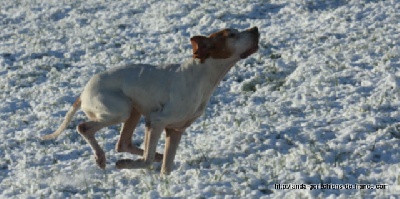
xmin=154 ymin=153 xmax=163 ymax=162
xmin=161 ymin=170 xmax=171 ymax=176
xmin=115 ymin=159 xmax=135 ymax=169
xmin=95 ymin=152 xmax=106 ymax=169
xmin=115 ymin=158 xmax=152 ymax=169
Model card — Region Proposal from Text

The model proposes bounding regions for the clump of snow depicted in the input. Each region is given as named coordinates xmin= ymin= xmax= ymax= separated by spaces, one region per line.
xmin=1 ymin=0 xmax=400 ymax=198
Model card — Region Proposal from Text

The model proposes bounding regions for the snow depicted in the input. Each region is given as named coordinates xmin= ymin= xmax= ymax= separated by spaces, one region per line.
xmin=1 ymin=0 xmax=400 ymax=198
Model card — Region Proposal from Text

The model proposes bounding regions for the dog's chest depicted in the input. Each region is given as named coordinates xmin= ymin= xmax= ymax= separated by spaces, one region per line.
xmin=166 ymin=100 xmax=207 ymax=130
xmin=163 ymin=79 xmax=211 ymax=126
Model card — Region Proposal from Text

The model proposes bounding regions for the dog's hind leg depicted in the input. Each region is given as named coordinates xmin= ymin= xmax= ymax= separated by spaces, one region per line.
xmin=116 ymin=120 xmax=164 ymax=170
xmin=77 ymin=120 xmax=120 ymax=169
xmin=115 ymin=107 xmax=142 ymax=154
xmin=115 ymin=107 xmax=164 ymax=162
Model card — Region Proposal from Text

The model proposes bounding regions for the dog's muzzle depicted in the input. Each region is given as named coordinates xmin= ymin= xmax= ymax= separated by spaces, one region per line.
xmin=240 ymin=26 xmax=260 ymax=59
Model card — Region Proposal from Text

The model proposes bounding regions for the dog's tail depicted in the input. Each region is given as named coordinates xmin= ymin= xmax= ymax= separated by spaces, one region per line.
xmin=41 ymin=97 xmax=81 ymax=140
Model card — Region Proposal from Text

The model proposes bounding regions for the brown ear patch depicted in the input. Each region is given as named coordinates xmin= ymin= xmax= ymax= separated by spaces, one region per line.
xmin=208 ymin=38 xmax=233 ymax=60
xmin=207 ymin=29 xmax=234 ymax=60
xmin=190 ymin=36 xmax=211 ymax=63
xmin=190 ymin=29 xmax=234 ymax=62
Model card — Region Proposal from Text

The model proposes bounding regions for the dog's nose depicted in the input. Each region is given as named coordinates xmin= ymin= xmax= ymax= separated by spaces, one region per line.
xmin=248 ymin=27 xmax=259 ymax=41
xmin=248 ymin=26 xmax=258 ymax=34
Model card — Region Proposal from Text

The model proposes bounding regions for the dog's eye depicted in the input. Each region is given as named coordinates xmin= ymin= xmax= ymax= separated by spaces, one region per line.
xmin=228 ymin=33 xmax=236 ymax=38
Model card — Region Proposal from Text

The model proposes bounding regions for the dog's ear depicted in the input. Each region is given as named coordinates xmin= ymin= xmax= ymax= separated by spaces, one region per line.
xmin=190 ymin=36 xmax=213 ymax=63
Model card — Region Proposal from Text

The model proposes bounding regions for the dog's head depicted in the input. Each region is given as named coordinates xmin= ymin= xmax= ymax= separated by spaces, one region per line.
xmin=190 ymin=27 xmax=259 ymax=63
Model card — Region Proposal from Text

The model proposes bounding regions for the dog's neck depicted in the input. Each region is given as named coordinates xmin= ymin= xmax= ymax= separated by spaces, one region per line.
xmin=184 ymin=57 xmax=240 ymax=92
xmin=204 ymin=57 xmax=239 ymax=86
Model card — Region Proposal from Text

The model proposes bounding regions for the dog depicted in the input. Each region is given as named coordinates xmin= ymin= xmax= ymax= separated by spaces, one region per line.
xmin=42 ymin=27 xmax=260 ymax=175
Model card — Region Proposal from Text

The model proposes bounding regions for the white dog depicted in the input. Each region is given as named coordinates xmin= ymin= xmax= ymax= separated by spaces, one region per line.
xmin=42 ymin=27 xmax=260 ymax=175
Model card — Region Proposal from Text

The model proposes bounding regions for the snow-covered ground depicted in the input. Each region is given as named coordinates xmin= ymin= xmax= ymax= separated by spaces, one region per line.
xmin=1 ymin=0 xmax=400 ymax=198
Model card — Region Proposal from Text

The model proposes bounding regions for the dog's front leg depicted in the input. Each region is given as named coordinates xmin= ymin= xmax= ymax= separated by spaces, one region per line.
xmin=116 ymin=121 xmax=164 ymax=169
xmin=161 ymin=128 xmax=183 ymax=175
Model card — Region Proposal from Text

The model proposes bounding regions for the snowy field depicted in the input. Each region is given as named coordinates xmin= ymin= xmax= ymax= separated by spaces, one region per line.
xmin=1 ymin=0 xmax=400 ymax=198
